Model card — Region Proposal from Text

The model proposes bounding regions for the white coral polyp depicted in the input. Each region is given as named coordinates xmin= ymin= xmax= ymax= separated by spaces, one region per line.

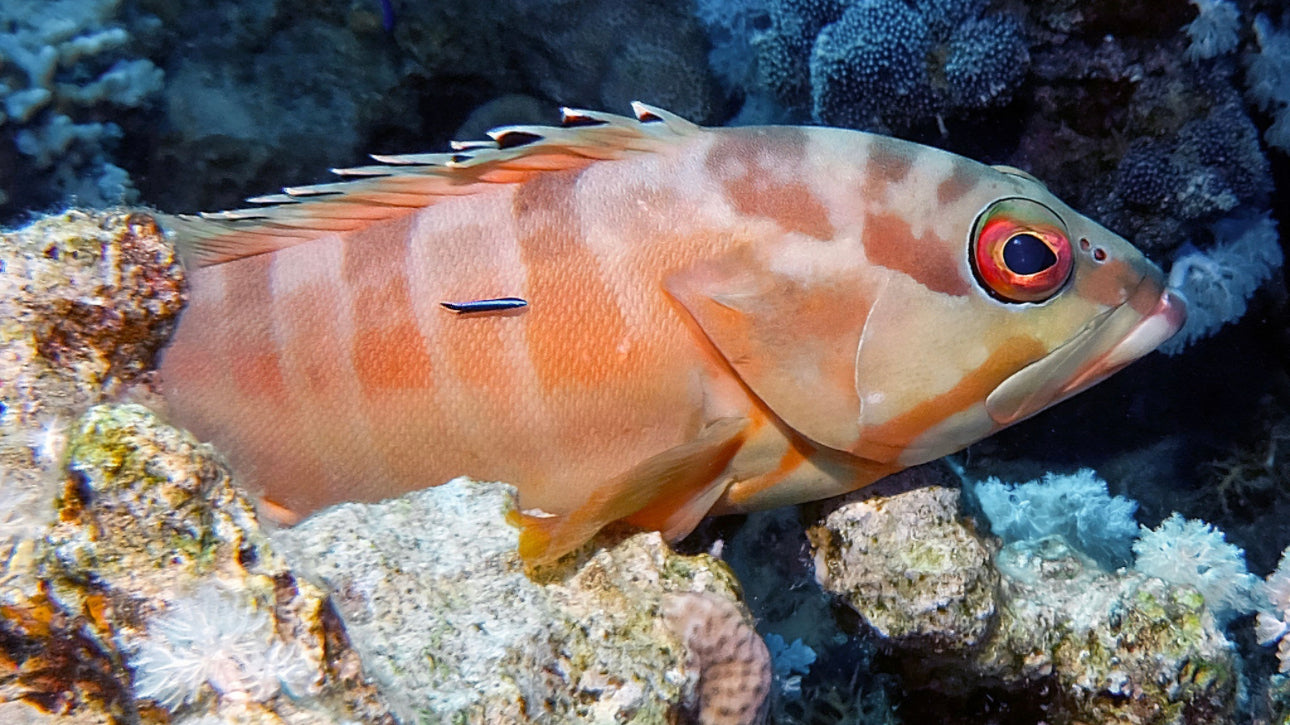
xmin=1257 ymin=548 xmax=1290 ymax=673
xmin=127 ymin=584 xmax=320 ymax=710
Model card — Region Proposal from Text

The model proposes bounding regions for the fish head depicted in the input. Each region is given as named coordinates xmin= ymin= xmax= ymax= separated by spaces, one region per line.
xmin=851 ymin=165 xmax=1187 ymax=466
xmin=668 ymin=129 xmax=1184 ymax=471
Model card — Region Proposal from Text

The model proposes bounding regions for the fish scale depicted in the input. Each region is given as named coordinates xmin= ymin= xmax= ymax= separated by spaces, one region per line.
xmin=158 ymin=103 xmax=1185 ymax=563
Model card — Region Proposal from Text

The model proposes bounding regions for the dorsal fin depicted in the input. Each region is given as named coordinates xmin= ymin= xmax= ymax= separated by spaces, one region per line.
xmin=159 ymin=102 xmax=699 ymax=267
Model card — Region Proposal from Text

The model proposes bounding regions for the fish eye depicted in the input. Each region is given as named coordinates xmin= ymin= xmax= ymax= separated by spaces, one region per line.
xmin=1002 ymin=233 xmax=1057 ymax=275
xmin=970 ymin=198 xmax=1073 ymax=304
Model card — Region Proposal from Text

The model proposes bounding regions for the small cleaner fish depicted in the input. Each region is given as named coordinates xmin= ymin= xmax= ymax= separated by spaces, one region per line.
xmin=158 ymin=103 xmax=1186 ymax=563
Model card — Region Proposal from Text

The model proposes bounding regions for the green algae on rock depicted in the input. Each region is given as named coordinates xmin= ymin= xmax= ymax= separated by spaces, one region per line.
xmin=810 ymin=475 xmax=1240 ymax=724
xmin=23 ymin=403 xmax=395 ymax=723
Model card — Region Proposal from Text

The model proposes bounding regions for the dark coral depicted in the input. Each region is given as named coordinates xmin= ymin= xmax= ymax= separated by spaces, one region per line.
xmin=1098 ymin=92 xmax=1272 ymax=252
xmin=752 ymin=0 xmax=1030 ymax=133
xmin=809 ymin=0 xmax=933 ymax=129
xmin=943 ymin=15 xmax=1031 ymax=111
xmin=754 ymin=0 xmax=846 ymax=109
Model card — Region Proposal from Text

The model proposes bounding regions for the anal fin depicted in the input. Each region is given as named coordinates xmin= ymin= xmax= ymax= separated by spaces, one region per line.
xmin=517 ymin=417 xmax=748 ymax=564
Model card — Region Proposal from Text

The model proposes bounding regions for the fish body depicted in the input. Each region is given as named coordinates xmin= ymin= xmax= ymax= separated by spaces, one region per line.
xmin=158 ymin=104 xmax=1184 ymax=562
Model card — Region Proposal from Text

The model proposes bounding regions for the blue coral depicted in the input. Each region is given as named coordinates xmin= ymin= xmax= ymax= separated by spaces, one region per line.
xmin=943 ymin=15 xmax=1029 ymax=111
xmin=970 ymin=469 xmax=1140 ymax=570
xmin=809 ymin=0 xmax=932 ymax=129
xmin=1247 ymin=14 xmax=1290 ymax=152
xmin=730 ymin=0 xmax=1030 ymax=131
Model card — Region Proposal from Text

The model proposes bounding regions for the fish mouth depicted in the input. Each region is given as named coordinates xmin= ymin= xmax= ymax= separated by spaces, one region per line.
xmin=985 ymin=279 xmax=1187 ymax=427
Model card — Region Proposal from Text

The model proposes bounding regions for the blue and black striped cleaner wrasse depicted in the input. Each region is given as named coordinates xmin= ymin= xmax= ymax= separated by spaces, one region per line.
xmin=158 ymin=103 xmax=1186 ymax=563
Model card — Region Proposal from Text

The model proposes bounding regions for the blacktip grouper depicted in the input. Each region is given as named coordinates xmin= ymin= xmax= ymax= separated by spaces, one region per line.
xmin=158 ymin=103 xmax=1186 ymax=563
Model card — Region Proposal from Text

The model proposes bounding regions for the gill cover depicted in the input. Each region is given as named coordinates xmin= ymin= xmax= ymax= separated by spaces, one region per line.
xmin=665 ymin=244 xmax=872 ymax=454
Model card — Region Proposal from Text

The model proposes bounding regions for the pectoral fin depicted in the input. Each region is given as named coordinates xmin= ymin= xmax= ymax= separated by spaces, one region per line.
xmin=517 ymin=417 xmax=748 ymax=564
xmin=664 ymin=245 xmax=877 ymax=454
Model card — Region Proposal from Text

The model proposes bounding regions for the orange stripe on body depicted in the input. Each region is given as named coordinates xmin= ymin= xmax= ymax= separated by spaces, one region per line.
xmin=856 ymin=336 xmax=1046 ymax=461
xmin=705 ymin=127 xmax=835 ymax=241
xmin=341 ymin=216 xmax=434 ymax=393
xmin=223 ymin=255 xmax=291 ymax=405
xmin=513 ymin=169 xmax=631 ymax=390
xmin=936 ymin=157 xmax=982 ymax=206
xmin=863 ymin=211 xmax=969 ymax=297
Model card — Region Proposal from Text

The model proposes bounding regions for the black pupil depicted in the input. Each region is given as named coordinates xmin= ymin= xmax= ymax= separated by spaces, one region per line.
xmin=1002 ymin=234 xmax=1056 ymax=275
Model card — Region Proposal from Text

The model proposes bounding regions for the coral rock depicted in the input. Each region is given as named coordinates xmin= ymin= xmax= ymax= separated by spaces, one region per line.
xmin=808 ymin=474 xmax=999 ymax=652
xmin=810 ymin=469 xmax=1240 ymax=724
xmin=274 ymin=477 xmax=755 ymax=723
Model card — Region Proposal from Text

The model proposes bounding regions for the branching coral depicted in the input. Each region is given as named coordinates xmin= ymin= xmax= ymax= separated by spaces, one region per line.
xmin=1184 ymin=0 xmax=1240 ymax=62
xmin=0 ymin=0 xmax=163 ymax=211
xmin=1258 ymin=547 xmax=1290 ymax=672
xmin=1162 ymin=211 xmax=1282 ymax=353
xmin=1247 ymin=14 xmax=1290 ymax=151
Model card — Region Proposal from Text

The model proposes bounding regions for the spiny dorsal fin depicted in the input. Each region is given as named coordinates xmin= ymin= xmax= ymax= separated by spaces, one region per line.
xmin=159 ymin=102 xmax=699 ymax=267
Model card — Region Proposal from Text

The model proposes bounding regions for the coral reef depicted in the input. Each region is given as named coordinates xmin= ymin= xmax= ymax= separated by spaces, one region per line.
xmin=742 ymin=0 xmax=1029 ymax=132
xmin=1247 ymin=14 xmax=1290 ymax=151
xmin=1184 ymin=0 xmax=1240 ymax=62
xmin=0 ymin=401 xmax=394 ymax=722
xmin=1133 ymin=513 xmax=1258 ymax=627
xmin=969 ymin=468 xmax=1140 ymax=569
xmin=712 ymin=505 xmax=898 ymax=725
xmin=0 ymin=0 xmax=163 ymax=215
xmin=0 ymin=210 xmax=183 ymax=539
xmin=1257 ymin=546 xmax=1290 ymax=674
xmin=663 ymin=591 xmax=772 ymax=725
xmin=810 ymin=477 xmax=1242 ymax=724
xmin=273 ymin=477 xmax=762 ymax=723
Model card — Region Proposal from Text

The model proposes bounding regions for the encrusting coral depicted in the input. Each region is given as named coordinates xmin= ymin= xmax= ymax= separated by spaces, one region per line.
xmin=809 ymin=465 xmax=1242 ymax=724
xmin=0 ymin=211 xmax=392 ymax=722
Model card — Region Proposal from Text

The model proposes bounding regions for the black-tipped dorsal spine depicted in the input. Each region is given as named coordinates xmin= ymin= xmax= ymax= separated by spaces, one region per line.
xmin=561 ymin=108 xmax=609 ymax=127
xmin=634 ymin=107 xmax=664 ymax=123
xmin=494 ymin=130 xmax=544 ymax=149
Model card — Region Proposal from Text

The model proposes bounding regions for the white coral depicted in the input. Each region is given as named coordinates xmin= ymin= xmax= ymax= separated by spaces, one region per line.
xmin=126 ymin=584 xmax=320 ymax=711
xmin=1162 ymin=212 xmax=1283 ymax=354
xmin=1132 ymin=513 xmax=1257 ymax=626
xmin=1257 ymin=547 xmax=1290 ymax=672
xmin=0 ymin=0 xmax=163 ymax=205
xmin=1184 ymin=0 xmax=1241 ymax=62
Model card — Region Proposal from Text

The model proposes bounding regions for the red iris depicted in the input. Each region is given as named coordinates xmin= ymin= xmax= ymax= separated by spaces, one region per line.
xmin=972 ymin=211 xmax=1073 ymax=303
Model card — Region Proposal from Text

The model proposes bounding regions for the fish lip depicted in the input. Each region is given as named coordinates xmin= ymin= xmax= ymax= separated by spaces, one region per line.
xmin=985 ymin=282 xmax=1187 ymax=427
xmin=1054 ymin=287 xmax=1187 ymax=399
